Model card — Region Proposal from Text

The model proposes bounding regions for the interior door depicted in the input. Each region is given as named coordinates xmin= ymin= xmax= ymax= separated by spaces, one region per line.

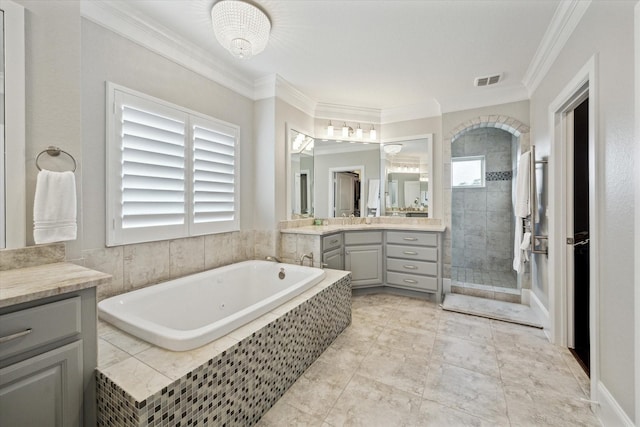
xmin=568 ymin=97 xmax=590 ymax=375
xmin=334 ymin=172 xmax=355 ymax=217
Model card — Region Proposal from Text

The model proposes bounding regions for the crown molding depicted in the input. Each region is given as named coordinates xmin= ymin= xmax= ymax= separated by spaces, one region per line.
xmin=522 ymin=0 xmax=592 ymax=96
xmin=314 ymin=103 xmax=382 ymax=123
xmin=80 ymin=0 xmax=255 ymax=100
xmin=380 ymin=101 xmax=441 ymax=124
xmin=254 ymin=74 xmax=317 ymax=117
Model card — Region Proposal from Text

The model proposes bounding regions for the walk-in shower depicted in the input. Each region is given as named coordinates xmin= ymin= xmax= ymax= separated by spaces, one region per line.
xmin=451 ymin=127 xmax=519 ymax=290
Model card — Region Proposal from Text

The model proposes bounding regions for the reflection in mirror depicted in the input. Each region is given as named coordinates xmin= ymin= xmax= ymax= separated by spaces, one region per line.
xmin=380 ymin=136 xmax=432 ymax=217
xmin=0 ymin=10 xmax=5 ymax=247
xmin=313 ymin=140 xmax=379 ymax=218
xmin=289 ymin=129 xmax=314 ymax=218
xmin=1 ymin=1 xmax=26 ymax=249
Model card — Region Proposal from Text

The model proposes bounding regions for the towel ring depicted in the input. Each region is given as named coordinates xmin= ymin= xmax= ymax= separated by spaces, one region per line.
xmin=36 ymin=146 xmax=77 ymax=172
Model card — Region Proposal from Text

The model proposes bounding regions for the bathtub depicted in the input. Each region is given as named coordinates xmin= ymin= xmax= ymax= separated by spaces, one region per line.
xmin=98 ymin=260 xmax=326 ymax=351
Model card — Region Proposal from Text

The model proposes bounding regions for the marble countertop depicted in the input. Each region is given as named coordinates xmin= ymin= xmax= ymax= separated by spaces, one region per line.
xmin=0 ymin=262 xmax=112 ymax=308
xmin=280 ymin=223 xmax=447 ymax=235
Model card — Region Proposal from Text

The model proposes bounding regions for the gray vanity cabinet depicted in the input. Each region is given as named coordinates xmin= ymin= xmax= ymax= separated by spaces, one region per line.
xmin=322 ymin=233 xmax=344 ymax=270
xmin=0 ymin=290 xmax=97 ymax=427
xmin=344 ymin=231 xmax=383 ymax=288
xmin=385 ymin=231 xmax=440 ymax=295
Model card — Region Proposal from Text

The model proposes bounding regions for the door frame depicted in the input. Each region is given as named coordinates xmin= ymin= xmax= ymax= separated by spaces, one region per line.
xmin=634 ymin=2 xmax=640 ymax=424
xmin=548 ymin=55 xmax=599 ymax=401
xmin=328 ymin=165 xmax=365 ymax=217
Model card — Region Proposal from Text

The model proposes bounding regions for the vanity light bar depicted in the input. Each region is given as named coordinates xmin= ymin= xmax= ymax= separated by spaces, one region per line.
xmin=325 ymin=121 xmax=378 ymax=141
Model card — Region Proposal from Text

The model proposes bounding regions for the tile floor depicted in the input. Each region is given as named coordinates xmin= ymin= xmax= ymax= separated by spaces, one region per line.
xmin=451 ymin=266 xmax=517 ymax=289
xmin=257 ymin=293 xmax=600 ymax=427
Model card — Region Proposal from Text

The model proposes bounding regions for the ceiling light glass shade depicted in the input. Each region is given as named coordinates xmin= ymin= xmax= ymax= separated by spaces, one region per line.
xmin=356 ymin=124 xmax=363 ymax=139
xmin=370 ymin=125 xmax=377 ymax=141
xmin=383 ymin=144 xmax=402 ymax=155
xmin=327 ymin=121 xmax=334 ymax=137
xmin=211 ymin=0 xmax=271 ymax=59
xmin=342 ymin=123 xmax=349 ymax=138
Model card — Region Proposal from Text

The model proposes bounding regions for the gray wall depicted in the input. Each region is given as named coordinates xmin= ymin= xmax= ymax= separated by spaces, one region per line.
xmin=451 ymin=128 xmax=514 ymax=274
xmin=81 ymin=19 xmax=255 ymax=250
xmin=530 ymin=1 xmax=636 ymax=419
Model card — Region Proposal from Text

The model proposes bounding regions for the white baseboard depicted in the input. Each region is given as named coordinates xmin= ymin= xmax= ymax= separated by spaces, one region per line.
xmin=443 ymin=278 xmax=451 ymax=294
xmin=524 ymin=289 xmax=550 ymax=332
xmin=596 ymin=381 xmax=635 ymax=426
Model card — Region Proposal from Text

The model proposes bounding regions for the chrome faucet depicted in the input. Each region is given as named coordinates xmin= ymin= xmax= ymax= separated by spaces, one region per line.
xmin=265 ymin=256 xmax=282 ymax=263
xmin=341 ymin=212 xmax=347 ymax=225
xmin=349 ymin=213 xmax=355 ymax=225
xmin=299 ymin=252 xmax=313 ymax=266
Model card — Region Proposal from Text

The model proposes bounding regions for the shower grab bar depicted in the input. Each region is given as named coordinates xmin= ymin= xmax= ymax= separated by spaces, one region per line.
xmin=528 ymin=145 xmax=548 ymax=256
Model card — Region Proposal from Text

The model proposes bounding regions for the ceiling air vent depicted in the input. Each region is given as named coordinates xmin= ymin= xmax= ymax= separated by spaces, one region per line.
xmin=474 ymin=73 xmax=502 ymax=87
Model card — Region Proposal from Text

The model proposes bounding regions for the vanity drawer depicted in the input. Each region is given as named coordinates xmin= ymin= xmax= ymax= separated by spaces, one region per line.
xmin=387 ymin=272 xmax=437 ymax=292
xmin=322 ymin=233 xmax=343 ymax=251
xmin=386 ymin=231 xmax=437 ymax=246
xmin=0 ymin=297 xmax=81 ymax=360
xmin=386 ymin=244 xmax=438 ymax=261
xmin=344 ymin=231 xmax=382 ymax=245
xmin=386 ymin=258 xmax=437 ymax=276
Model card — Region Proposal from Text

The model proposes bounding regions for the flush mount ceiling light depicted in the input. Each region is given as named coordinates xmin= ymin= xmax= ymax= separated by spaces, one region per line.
xmin=383 ymin=144 xmax=402 ymax=155
xmin=211 ymin=0 xmax=271 ymax=60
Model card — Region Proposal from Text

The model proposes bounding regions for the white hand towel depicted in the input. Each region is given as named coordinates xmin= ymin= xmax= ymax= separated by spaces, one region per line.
xmin=33 ymin=170 xmax=77 ymax=244
xmin=513 ymin=219 xmax=524 ymax=273
xmin=367 ymin=179 xmax=380 ymax=209
xmin=515 ymin=151 xmax=531 ymax=219
xmin=520 ymin=232 xmax=532 ymax=263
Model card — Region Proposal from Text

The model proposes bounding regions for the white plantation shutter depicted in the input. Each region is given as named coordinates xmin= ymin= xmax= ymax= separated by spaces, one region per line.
xmin=190 ymin=118 xmax=239 ymax=234
xmin=106 ymin=84 xmax=239 ymax=246
xmin=121 ymin=105 xmax=186 ymax=228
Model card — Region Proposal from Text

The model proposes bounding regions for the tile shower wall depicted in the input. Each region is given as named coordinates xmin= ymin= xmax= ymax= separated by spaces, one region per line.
xmin=452 ymin=128 xmax=515 ymax=274
xmin=96 ymin=274 xmax=352 ymax=427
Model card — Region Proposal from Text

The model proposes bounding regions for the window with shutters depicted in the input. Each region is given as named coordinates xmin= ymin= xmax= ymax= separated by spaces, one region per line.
xmin=106 ymin=83 xmax=239 ymax=246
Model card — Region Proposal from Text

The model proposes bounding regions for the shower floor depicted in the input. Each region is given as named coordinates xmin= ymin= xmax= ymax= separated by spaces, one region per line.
xmin=451 ymin=267 xmax=517 ymax=289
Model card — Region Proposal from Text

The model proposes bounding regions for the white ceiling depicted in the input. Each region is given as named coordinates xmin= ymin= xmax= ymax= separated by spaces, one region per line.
xmin=98 ymin=0 xmax=562 ymax=115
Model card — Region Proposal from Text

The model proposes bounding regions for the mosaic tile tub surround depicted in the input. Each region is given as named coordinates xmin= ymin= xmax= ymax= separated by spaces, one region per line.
xmin=96 ymin=273 xmax=352 ymax=426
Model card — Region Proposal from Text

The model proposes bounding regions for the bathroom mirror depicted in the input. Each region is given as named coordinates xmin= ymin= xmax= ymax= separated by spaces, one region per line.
xmin=313 ymin=139 xmax=380 ymax=218
xmin=380 ymin=135 xmax=433 ymax=217
xmin=288 ymin=129 xmax=315 ymax=218
xmin=0 ymin=1 xmax=26 ymax=249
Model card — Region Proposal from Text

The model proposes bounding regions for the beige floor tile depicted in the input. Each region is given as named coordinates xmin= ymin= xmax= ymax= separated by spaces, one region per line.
xmin=423 ymin=362 xmax=509 ymax=425
xmin=431 ymin=335 xmax=500 ymax=378
xmin=278 ymin=360 xmax=353 ymax=418
xmin=256 ymin=400 xmax=325 ymax=427
xmin=504 ymin=384 xmax=600 ymax=427
xmin=324 ymin=374 xmax=422 ymax=426
xmin=410 ymin=400 xmax=503 ymax=426
xmin=315 ymin=339 xmax=371 ymax=371
xmin=357 ymin=346 xmax=430 ymax=396
xmin=437 ymin=312 xmax=494 ymax=344
xmin=375 ymin=326 xmax=436 ymax=355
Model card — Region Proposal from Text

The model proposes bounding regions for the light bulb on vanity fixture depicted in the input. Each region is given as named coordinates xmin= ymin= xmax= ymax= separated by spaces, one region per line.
xmin=370 ymin=125 xmax=377 ymax=141
xmin=355 ymin=123 xmax=363 ymax=139
xmin=327 ymin=121 xmax=334 ymax=137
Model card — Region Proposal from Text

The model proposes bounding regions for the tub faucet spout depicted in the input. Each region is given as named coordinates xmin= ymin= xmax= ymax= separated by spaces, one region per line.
xmin=265 ymin=256 xmax=282 ymax=263
xmin=299 ymin=252 xmax=314 ymax=266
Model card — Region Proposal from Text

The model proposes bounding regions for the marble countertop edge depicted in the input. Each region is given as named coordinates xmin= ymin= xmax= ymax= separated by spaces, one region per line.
xmin=0 ymin=262 xmax=112 ymax=308
xmin=280 ymin=223 xmax=447 ymax=235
